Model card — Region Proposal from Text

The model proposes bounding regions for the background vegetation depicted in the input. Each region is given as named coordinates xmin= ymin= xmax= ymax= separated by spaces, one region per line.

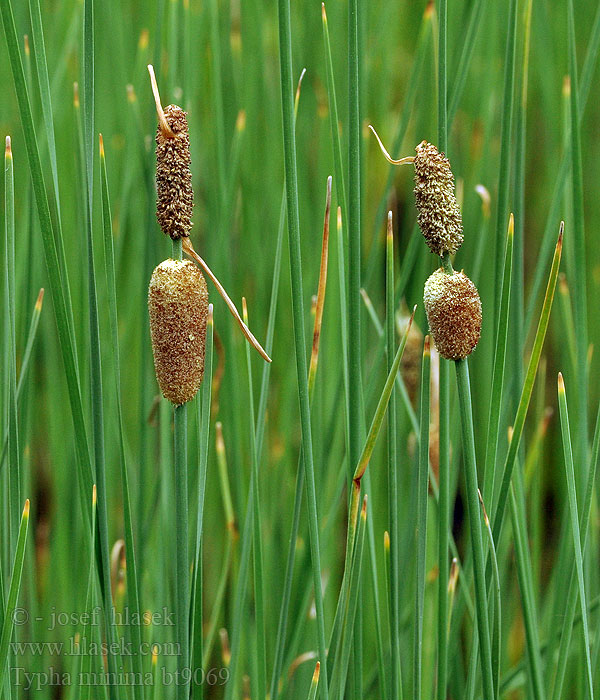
xmin=1 ymin=0 xmax=600 ymax=697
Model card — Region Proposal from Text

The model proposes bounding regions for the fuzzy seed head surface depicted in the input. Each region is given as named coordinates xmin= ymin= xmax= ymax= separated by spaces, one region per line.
xmin=414 ymin=140 xmax=463 ymax=256
xmin=148 ymin=259 xmax=208 ymax=405
xmin=423 ymin=268 xmax=481 ymax=360
xmin=156 ymin=105 xmax=193 ymax=240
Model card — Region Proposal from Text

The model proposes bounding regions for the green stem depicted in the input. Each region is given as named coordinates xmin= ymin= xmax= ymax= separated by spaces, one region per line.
xmin=455 ymin=358 xmax=495 ymax=700
xmin=244 ymin=305 xmax=266 ymax=700
xmin=172 ymin=236 xmax=189 ymax=700
xmin=550 ymin=399 xmax=600 ymax=700
xmin=437 ymin=9 xmax=450 ymax=695
xmin=483 ymin=219 xmax=513 ymax=507
xmin=557 ymin=375 xmax=593 ymax=698
xmin=437 ymin=0 xmax=447 ymax=153
xmin=348 ymin=0 xmax=362 ymax=476
xmin=0 ymin=501 xmax=29 ymax=689
xmin=493 ymin=0 xmax=517 ymax=335
xmin=414 ymin=339 xmax=431 ymax=700
xmin=385 ymin=215 xmax=402 ymax=699
xmin=277 ymin=0 xmax=329 ymax=694
xmin=99 ymin=138 xmax=144 ymax=700
xmin=567 ymin=0 xmax=589 ymax=474
xmin=191 ymin=307 xmax=213 ymax=700
xmin=5 ymin=139 xmax=20 ymax=554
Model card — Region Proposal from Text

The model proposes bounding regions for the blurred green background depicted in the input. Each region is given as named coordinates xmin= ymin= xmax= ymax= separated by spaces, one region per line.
xmin=1 ymin=0 xmax=600 ymax=697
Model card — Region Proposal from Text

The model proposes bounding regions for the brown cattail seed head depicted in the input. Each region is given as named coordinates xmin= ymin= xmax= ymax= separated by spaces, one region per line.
xmin=396 ymin=306 xmax=423 ymax=405
xmin=414 ymin=141 xmax=463 ymax=256
xmin=148 ymin=259 xmax=208 ymax=405
xmin=156 ymin=105 xmax=193 ymax=239
xmin=423 ymin=268 xmax=481 ymax=360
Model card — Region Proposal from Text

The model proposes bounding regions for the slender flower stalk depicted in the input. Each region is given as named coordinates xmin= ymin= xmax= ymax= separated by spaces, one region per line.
xmin=386 ymin=212 xmax=402 ymax=698
xmin=5 ymin=136 xmax=20 ymax=553
xmin=171 ymin=239 xmax=190 ymax=700
xmin=557 ymin=373 xmax=593 ymax=697
xmin=277 ymin=3 xmax=329 ymax=692
xmin=455 ymin=358 xmax=495 ymax=700
xmin=436 ymin=7 xmax=451 ymax=698
xmin=414 ymin=337 xmax=431 ymax=700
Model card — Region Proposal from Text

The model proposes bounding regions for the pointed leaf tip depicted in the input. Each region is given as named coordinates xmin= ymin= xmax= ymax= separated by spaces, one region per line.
xmin=23 ymin=499 xmax=30 ymax=518
xmin=558 ymin=372 xmax=565 ymax=394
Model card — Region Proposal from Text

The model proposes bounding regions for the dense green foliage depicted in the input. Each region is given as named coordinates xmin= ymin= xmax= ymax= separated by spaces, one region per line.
xmin=1 ymin=0 xmax=600 ymax=697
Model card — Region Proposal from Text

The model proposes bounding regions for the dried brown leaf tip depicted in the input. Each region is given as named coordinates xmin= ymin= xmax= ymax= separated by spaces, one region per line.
xmin=148 ymin=259 xmax=208 ymax=405
xmin=423 ymin=268 xmax=481 ymax=360
xmin=414 ymin=141 xmax=463 ymax=257
xmin=156 ymin=105 xmax=194 ymax=240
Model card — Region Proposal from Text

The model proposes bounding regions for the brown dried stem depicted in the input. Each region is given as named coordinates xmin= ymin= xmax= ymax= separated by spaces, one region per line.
xmin=368 ymin=124 xmax=415 ymax=165
xmin=182 ymin=237 xmax=272 ymax=363
xmin=148 ymin=64 xmax=175 ymax=138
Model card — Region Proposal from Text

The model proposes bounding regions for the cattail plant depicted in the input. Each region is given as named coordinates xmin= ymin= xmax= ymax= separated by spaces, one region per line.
xmin=370 ymin=125 xmax=494 ymax=698
xmin=369 ymin=129 xmax=463 ymax=258
xmin=147 ymin=64 xmax=272 ymax=700
xmin=147 ymin=63 xmax=271 ymax=408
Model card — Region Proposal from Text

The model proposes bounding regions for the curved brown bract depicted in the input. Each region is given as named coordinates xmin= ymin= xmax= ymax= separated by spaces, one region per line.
xmin=148 ymin=259 xmax=208 ymax=404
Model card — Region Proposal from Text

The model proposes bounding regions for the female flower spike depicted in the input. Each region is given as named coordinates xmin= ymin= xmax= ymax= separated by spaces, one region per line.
xmin=423 ymin=268 xmax=481 ymax=360
xmin=148 ymin=259 xmax=209 ymax=404
xmin=156 ymin=105 xmax=194 ymax=239
xmin=414 ymin=141 xmax=463 ymax=256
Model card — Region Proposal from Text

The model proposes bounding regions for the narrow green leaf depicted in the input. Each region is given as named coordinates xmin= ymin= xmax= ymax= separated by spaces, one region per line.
xmin=0 ymin=500 xmax=30 ymax=688
xmin=492 ymin=224 xmax=562 ymax=543
xmin=415 ymin=338 xmax=431 ymax=700
xmin=99 ymin=137 xmax=144 ymax=700
xmin=556 ymin=374 xmax=593 ymax=699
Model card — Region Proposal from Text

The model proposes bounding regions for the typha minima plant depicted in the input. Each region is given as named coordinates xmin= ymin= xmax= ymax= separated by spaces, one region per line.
xmin=369 ymin=126 xmax=493 ymax=697
xmin=147 ymin=64 xmax=271 ymax=378
xmin=146 ymin=65 xmax=270 ymax=700
xmin=3 ymin=1 xmax=600 ymax=697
